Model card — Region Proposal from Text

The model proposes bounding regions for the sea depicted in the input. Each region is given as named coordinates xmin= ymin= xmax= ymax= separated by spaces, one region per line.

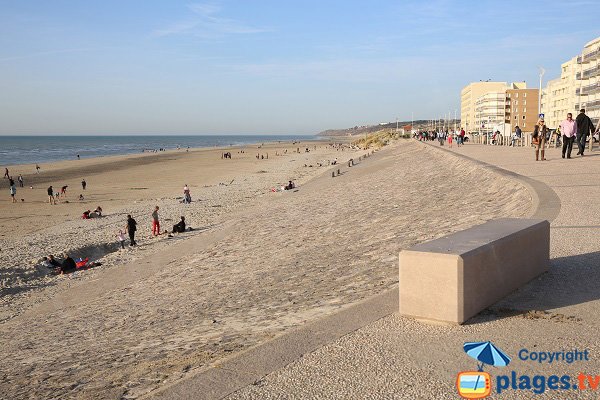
xmin=0 ymin=135 xmax=320 ymax=166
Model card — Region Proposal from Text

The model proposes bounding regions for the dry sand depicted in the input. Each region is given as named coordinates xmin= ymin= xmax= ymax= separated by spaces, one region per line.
xmin=0 ymin=139 xmax=530 ymax=399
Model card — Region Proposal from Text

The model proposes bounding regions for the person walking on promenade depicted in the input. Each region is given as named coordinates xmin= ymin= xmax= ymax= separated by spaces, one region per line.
xmin=447 ymin=132 xmax=453 ymax=148
xmin=17 ymin=174 xmax=23 ymax=188
xmin=47 ymin=186 xmax=55 ymax=205
xmin=533 ymin=118 xmax=548 ymax=161
xmin=125 ymin=214 xmax=137 ymax=246
xmin=151 ymin=206 xmax=160 ymax=236
xmin=575 ymin=108 xmax=595 ymax=156
xmin=81 ymin=179 xmax=87 ymax=190
xmin=511 ymin=125 xmax=522 ymax=146
xmin=9 ymin=180 xmax=17 ymax=203
xmin=560 ymin=113 xmax=577 ymax=159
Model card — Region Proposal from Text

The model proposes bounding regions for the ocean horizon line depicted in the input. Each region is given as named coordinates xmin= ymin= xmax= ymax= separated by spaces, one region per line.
xmin=0 ymin=134 xmax=324 ymax=167
xmin=0 ymin=133 xmax=318 ymax=137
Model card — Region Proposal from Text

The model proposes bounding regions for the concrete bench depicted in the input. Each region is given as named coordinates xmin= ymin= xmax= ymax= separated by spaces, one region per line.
xmin=399 ymin=218 xmax=549 ymax=324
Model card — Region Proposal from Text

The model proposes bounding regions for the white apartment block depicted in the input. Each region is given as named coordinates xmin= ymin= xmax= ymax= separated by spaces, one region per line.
xmin=542 ymin=36 xmax=600 ymax=128
xmin=461 ymin=82 xmax=509 ymax=133
xmin=575 ymin=36 xmax=600 ymax=125
xmin=475 ymin=91 xmax=506 ymax=134
xmin=541 ymin=57 xmax=579 ymax=129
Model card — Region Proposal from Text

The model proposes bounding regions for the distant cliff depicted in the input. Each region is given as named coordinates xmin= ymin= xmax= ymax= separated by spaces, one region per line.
xmin=318 ymin=120 xmax=436 ymax=136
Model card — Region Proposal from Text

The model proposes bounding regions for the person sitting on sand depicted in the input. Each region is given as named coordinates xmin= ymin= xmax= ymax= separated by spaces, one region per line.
xmin=61 ymin=253 xmax=77 ymax=274
xmin=183 ymin=184 xmax=191 ymax=204
xmin=284 ymin=180 xmax=295 ymax=190
xmin=93 ymin=206 xmax=103 ymax=217
xmin=43 ymin=254 xmax=62 ymax=272
xmin=172 ymin=216 xmax=186 ymax=233
xmin=79 ymin=194 xmax=84 ymax=201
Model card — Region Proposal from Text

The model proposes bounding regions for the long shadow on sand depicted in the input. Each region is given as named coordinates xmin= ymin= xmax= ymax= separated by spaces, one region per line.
xmin=468 ymin=251 xmax=600 ymax=324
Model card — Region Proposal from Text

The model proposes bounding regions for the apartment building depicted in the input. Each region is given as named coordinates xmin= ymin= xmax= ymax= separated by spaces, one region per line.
xmin=575 ymin=36 xmax=600 ymax=125
xmin=474 ymin=91 xmax=506 ymax=133
xmin=540 ymin=57 xmax=578 ymax=129
xmin=505 ymin=87 xmax=539 ymax=132
xmin=541 ymin=36 xmax=600 ymax=129
xmin=460 ymin=82 xmax=508 ymax=133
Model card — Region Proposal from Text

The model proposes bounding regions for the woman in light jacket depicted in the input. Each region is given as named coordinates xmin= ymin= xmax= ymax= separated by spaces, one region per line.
xmin=533 ymin=118 xmax=548 ymax=161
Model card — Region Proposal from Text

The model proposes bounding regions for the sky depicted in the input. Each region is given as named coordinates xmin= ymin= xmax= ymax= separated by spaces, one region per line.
xmin=0 ymin=0 xmax=598 ymax=135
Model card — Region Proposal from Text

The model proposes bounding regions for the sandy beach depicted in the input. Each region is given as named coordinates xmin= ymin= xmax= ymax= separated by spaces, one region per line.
xmin=0 ymin=139 xmax=530 ymax=399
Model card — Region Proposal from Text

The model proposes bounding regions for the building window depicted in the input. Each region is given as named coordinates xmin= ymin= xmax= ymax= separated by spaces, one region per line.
xmin=515 ymin=93 xmax=519 ymax=98
xmin=523 ymin=122 xmax=526 ymax=127
xmin=523 ymin=108 xmax=526 ymax=113
xmin=523 ymin=100 xmax=527 ymax=105
xmin=523 ymin=93 xmax=527 ymax=98
xmin=514 ymin=100 xmax=518 ymax=105
xmin=514 ymin=116 xmax=517 ymax=120
xmin=523 ymin=116 xmax=526 ymax=119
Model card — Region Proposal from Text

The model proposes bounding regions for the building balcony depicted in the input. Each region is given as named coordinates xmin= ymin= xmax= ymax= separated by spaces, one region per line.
xmin=577 ymin=83 xmax=600 ymax=96
xmin=583 ymin=48 xmax=600 ymax=62
xmin=578 ymin=65 xmax=600 ymax=80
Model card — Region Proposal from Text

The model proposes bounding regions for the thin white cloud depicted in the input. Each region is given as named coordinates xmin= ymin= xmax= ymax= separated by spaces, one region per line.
xmin=153 ymin=3 xmax=269 ymax=38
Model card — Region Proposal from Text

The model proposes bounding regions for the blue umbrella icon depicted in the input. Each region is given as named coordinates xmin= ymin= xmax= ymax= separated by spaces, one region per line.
xmin=464 ymin=341 xmax=511 ymax=371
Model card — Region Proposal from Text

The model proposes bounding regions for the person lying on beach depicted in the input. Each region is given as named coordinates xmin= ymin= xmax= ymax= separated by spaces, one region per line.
xmin=172 ymin=216 xmax=186 ymax=233
xmin=82 ymin=210 xmax=91 ymax=219
xmin=91 ymin=206 xmax=103 ymax=217
xmin=61 ymin=253 xmax=77 ymax=274
xmin=42 ymin=254 xmax=62 ymax=272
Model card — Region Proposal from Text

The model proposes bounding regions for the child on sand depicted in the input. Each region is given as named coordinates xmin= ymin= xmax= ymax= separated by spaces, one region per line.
xmin=152 ymin=206 xmax=160 ymax=236
xmin=116 ymin=230 xmax=126 ymax=249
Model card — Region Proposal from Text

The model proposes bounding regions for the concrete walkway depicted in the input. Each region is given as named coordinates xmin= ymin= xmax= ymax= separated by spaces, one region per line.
xmin=152 ymin=142 xmax=600 ymax=399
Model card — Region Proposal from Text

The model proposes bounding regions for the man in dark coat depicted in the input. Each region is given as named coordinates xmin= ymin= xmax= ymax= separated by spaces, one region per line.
xmin=126 ymin=214 xmax=137 ymax=246
xmin=575 ymin=109 xmax=595 ymax=156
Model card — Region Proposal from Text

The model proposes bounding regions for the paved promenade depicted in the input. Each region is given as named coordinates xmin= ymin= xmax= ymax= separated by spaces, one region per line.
xmin=151 ymin=142 xmax=600 ymax=399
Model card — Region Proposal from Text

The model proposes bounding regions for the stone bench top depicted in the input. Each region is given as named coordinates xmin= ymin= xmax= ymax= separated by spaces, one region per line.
xmin=410 ymin=218 xmax=548 ymax=257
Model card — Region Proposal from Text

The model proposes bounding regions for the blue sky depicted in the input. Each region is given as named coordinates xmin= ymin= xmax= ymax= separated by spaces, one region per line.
xmin=0 ymin=0 xmax=598 ymax=135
